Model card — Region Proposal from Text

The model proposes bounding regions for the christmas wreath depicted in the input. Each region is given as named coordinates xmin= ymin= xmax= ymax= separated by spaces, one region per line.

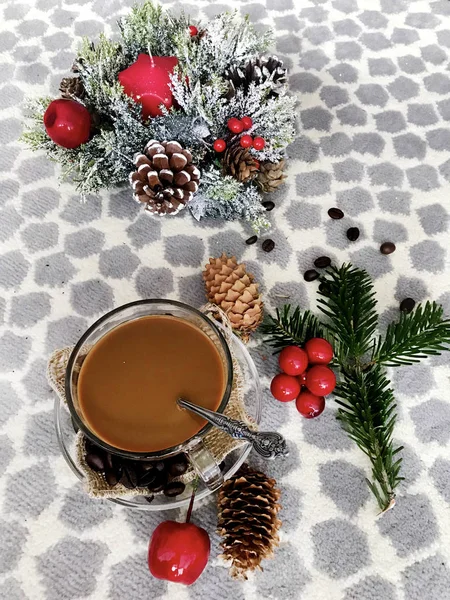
xmin=23 ymin=1 xmax=296 ymax=231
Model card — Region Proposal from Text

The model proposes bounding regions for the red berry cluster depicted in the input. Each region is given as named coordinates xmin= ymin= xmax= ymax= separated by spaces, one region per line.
xmin=270 ymin=338 xmax=336 ymax=419
xmin=213 ymin=117 xmax=266 ymax=153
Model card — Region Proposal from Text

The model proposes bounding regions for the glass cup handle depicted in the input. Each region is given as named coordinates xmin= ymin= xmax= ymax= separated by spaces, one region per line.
xmin=185 ymin=437 xmax=224 ymax=492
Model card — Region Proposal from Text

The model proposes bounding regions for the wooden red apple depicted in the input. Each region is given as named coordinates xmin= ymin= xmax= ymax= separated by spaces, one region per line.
xmin=118 ymin=54 xmax=178 ymax=119
xmin=43 ymin=99 xmax=91 ymax=149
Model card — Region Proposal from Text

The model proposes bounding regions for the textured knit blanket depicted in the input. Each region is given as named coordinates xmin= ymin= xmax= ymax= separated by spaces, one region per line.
xmin=1 ymin=1 xmax=450 ymax=599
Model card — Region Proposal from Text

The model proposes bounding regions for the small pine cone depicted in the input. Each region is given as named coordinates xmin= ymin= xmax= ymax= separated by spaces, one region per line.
xmin=256 ymin=160 xmax=286 ymax=193
xmin=217 ymin=464 xmax=282 ymax=579
xmin=223 ymin=140 xmax=259 ymax=183
xmin=129 ymin=140 xmax=200 ymax=216
xmin=225 ymin=56 xmax=287 ymax=99
xmin=60 ymin=76 xmax=85 ymax=99
xmin=203 ymin=253 xmax=263 ymax=341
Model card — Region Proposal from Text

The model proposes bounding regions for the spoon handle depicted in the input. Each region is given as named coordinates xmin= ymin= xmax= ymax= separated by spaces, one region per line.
xmin=178 ymin=398 xmax=289 ymax=460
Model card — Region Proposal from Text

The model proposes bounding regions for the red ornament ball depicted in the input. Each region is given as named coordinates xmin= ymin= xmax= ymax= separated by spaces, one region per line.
xmin=239 ymin=134 xmax=253 ymax=148
xmin=252 ymin=136 xmax=266 ymax=150
xmin=278 ymin=346 xmax=309 ymax=376
xmin=305 ymin=365 xmax=336 ymax=396
xmin=305 ymin=338 xmax=334 ymax=365
xmin=241 ymin=116 xmax=253 ymax=130
xmin=227 ymin=117 xmax=244 ymax=134
xmin=118 ymin=54 xmax=178 ymax=119
xmin=296 ymin=391 xmax=325 ymax=419
xmin=148 ymin=520 xmax=210 ymax=585
xmin=189 ymin=25 xmax=199 ymax=37
xmin=213 ymin=139 xmax=226 ymax=152
xmin=43 ymin=99 xmax=91 ymax=149
xmin=270 ymin=373 xmax=300 ymax=402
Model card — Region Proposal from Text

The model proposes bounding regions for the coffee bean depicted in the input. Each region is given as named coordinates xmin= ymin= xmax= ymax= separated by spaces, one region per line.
xmin=219 ymin=461 xmax=226 ymax=471
xmin=245 ymin=235 xmax=257 ymax=245
xmin=120 ymin=465 xmax=139 ymax=489
xmin=262 ymin=200 xmax=275 ymax=211
xmin=144 ymin=495 xmax=154 ymax=504
xmin=380 ymin=242 xmax=396 ymax=255
xmin=328 ymin=207 xmax=344 ymax=219
xmin=262 ymin=239 xmax=275 ymax=252
xmin=104 ymin=453 xmax=114 ymax=471
xmin=346 ymin=227 xmax=360 ymax=242
xmin=85 ymin=452 xmax=105 ymax=472
xmin=168 ymin=454 xmax=189 ymax=477
xmin=318 ymin=282 xmax=327 ymax=293
xmin=304 ymin=269 xmax=319 ymax=282
xmin=140 ymin=461 xmax=155 ymax=472
xmin=400 ymin=298 xmax=415 ymax=313
xmin=148 ymin=473 xmax=166 ymax=493
xmin=105 ymin=468 xmax=119 ymax=487
xmin=314 ymin=256 xmax=331 ymax=269
xmin=154 ymin=461 xmax=166 ymax=473
xmin=164 ymin=481 xmax=186 ymax=497
xmin=139 ymin=469 xmax=157 ymax=487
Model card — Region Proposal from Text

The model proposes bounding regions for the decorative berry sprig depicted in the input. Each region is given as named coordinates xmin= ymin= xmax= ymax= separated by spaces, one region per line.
xmin=213 ymin=117 xmax=266 ymax=153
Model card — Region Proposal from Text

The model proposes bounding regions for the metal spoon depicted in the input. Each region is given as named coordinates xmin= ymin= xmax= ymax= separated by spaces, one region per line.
xmin=177 ymin=398 xmax=289 ymax=459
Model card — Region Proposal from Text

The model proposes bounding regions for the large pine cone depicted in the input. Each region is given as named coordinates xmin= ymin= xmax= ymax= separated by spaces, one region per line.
xmin=130 ymin=140 xmax=200 ymax=216
xmin=203 ymin=253 xmax=263 ymax=341
xmin=217 ymin=464 xmax=282 ymax=579
xmin=59 ymin=76 xmax=85 ymax=100
xmin=256 ymin=160 xmax=286 ymax=193
xmin=225 ymin=56 xmax=287 ymax=99
xmin=223 ymin=140 xmax=259 ymax=183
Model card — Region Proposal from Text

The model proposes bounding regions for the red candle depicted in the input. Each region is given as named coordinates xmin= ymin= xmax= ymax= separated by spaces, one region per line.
xmin=118 ymin=54 xmax=178 ymax=120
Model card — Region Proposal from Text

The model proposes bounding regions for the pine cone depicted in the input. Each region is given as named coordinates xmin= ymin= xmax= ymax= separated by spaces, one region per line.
xmin=223 ymin=140 xmax=259 ymax=183
xmin=60 ymin=76 xmax=85 ymax=100
xmin=203 ymin=254 xmax=263 ymax=341
xmin=256 ymin=160 xmax=286 ymax=193
xmin=130 ymin=140 xmax=200 ymax=216
xmin=217 ymin=464 xmax=282 ymax=579
xmin=225 ymin=56 xmax=287 ymax=99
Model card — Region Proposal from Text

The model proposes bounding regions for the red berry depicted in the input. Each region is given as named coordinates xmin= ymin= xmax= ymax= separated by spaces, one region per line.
xmin=148 ymin=521 xmax=210 ymax=585
xmin=305 ymin=365 xmax=336 ymax=396
xmin=295 ymin=391 xmax=325 ymax=419
xmin=278 ymin=346 xmax=309 ymax=376
xmin=227 ymin=118 xmax=244 ymax=134
xmin=213 ymin=138 xmax=226 ymax=152
xmin=305 ymin=338 xmax=334 ymax=365
xmin=189 ymin=25 xmax=199 ymax=36
xmin=239 ymin=134 xmax=253 ymax=148
xmin=43 ymin=99 xmax=91 ymax=149
xmin=252 ymin=136 xmax=266 ymax=150
xmin=270 ymin=373 xmax=300 ymax=402
xmin=241 ymin=116 xmax=253 ymax=130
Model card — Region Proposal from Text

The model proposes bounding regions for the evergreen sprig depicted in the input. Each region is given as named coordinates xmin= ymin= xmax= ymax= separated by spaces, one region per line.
xmin=262 ymin=264 xmax=450 ymax=512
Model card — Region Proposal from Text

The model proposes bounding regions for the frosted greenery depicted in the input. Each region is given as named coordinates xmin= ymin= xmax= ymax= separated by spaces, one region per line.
xmin=22 ymin=0 xmax=295 ymax=228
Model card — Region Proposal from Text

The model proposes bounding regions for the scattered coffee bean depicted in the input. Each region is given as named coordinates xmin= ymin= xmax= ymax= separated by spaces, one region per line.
xmin=168 ymin=454 xmax=189 ymax=477
xmin=245 ymin=235 xmax=258 ymax=245
xmin=120 ymin=465 xmax=139 ymax=489
xmin=144 ymin=495 xmax=154 ymax=504
xmin=104 ymin=452 xmax=114 ymax=472
xmin=164 ymin=481 xmax=186 ymax=497
xmin=140 ymin=461 xmax=155 ymax=472
xmin=346 ymin=227 xmax=360 ymax=242
xmin=318 ymin=282 xmax=327 ymax=293
xmin=304 ymin=269 xmax=320 ymax=282
xmin=85 ymin=452 xmax=105 ymax=472
xmin=314 ymin=256 xmax=331 ymax=269
xmin=105 ymin=468 xmax=119 ymax=487
xmin=400 ymin=298 xmax=416 ymax=313
xmin=262 ymin=200 xmax=275 ymax=211
xmin=262 ymin=239 xmax=275 ymax=252
xmin=328 ymin=207 xmax=344 ymax=219
xmin=148 ymin=473 xmax=166 ymax=493
xmin=380 ymin=242 xmax=396 ymax=255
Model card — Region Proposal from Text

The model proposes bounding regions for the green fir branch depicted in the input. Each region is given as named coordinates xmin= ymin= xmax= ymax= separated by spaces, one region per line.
xmin=261 ymin=305 xmax=324 ymax=352
xmin=372 ymin=301 xmax=450 ymax=367
xmin=317 ymin=264 xmax=378 ymax=364
xmin=334 ymin=367 xmax=403 ymax=512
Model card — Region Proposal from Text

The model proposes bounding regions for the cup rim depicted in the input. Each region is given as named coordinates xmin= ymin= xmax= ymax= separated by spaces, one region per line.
xmin=65 ymin=299 xmax=234 ymax=459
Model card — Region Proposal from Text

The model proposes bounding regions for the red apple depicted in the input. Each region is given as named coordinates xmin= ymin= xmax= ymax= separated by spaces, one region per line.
xmin=148 ymin=521 xmax=210 ymax=585
xmin=43 ymin=99 xmax=91 ymax=149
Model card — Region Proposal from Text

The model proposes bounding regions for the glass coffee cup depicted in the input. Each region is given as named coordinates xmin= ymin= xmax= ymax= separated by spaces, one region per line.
xmin=65 ymin=300 xmax=234 ymax=491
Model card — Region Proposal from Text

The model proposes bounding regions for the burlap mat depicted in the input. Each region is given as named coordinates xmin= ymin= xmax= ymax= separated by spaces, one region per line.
xmin=47 ymin=308 xmax=256 ymax=498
